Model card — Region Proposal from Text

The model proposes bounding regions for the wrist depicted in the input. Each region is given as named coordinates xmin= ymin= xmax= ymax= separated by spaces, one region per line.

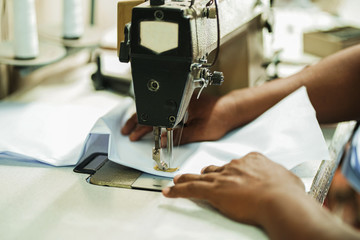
xmin=258 ymin=187 xmax=358 ymax=240
xmin=258 ymin=188 xmax=312 ymax=239
xmin=220 ymin=88 xmax=261 ymax=130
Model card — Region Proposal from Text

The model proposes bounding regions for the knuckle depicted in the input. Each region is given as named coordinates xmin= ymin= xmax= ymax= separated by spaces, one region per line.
xmin=246 ymin=152 xmax=262 ymax=158
xmin=206 ymin=165 xmax=216 ymax=171
xmin=245 ymin=152 xmax=267 ymax=163
xmin=201 ymin=166 xmax=210 ymax=173
xmin=176 ymin=174 xmax=187 ymax=183
xmin=222 ymin=165 xmax=235 ymax=175
xmin=185 ymin=182 xmax=198 ymax=192
xmin=229 ymin=159 xmax=240 ymax=165
xmin=228 ymin=159 xmax=242 ymax=167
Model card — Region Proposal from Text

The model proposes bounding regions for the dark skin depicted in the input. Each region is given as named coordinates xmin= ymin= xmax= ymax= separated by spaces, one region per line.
xmin=122 ymin=44 xmax=360 ymax=142
xmin=122 ymin=44 xmax=360 ymax=239
xmin=163 ymin=153 xmax=360 ymax=240
xmin=165 ymin=152 xmax=305 ymax=226
xmin=121 ymin=93 xmax=232 ymax=144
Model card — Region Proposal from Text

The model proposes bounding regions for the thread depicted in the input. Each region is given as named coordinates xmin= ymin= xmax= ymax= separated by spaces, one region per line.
xmin=13 ymin=0 xmax=39 ymax=59
xmin=1 ymin=0 xmax=10 ymax=41
xmin=63 ymin=0 xmax=84 ymax=39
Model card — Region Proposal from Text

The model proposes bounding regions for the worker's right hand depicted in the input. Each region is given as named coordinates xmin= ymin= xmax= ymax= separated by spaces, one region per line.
xmin=162 ymin=152 xmax=306 ymax=226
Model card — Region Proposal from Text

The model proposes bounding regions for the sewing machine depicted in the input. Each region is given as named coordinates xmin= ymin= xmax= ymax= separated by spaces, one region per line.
xmin=118 ymin=0 xmax=269 ymax=171
xmin=1 ymin=1 xmax=354 ymax=237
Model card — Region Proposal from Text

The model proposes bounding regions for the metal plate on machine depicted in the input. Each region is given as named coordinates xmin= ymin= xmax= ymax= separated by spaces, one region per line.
xmin=132 ymin=173 xmax=173 ymax=191
xmin=88 ymin=159 xmax=173 ymax=191
xmin=89 ymin=160 xmax=142 ymax=188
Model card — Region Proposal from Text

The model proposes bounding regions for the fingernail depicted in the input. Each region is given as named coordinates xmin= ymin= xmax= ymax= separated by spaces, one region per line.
xmin=162 ymin=187 xmax=170 ymax=196
xmin=173 ymin=174 xmax=181 ymax=183
xmin=129 ymin=133 xmax=136 ymax=141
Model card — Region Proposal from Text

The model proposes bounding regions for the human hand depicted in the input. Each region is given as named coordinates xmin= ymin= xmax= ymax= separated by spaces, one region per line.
xmin=120 ymin=112 xmax=153 ymax=142
xmin=121 ymin=92 xmax=238 ymax=145
xmin=162 ymin=152 xmax=305 ymax=226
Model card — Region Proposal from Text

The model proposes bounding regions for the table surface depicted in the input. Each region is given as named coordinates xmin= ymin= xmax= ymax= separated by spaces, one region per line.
xmin=0 ymin=157 xmax=272 ymax=240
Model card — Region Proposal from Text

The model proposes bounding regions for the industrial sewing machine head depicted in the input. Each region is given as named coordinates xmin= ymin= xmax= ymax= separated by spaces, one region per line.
xmin=118 ymin=0 xmax=269 ymax=171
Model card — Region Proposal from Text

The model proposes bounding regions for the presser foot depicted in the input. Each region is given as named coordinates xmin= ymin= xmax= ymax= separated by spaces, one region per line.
xmin=152 ymin=147 xmax=169 ymax=171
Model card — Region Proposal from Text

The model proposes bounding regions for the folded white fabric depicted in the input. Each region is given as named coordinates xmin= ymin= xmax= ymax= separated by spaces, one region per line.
xmin=0 ymin=86 xmax=330 ymax=176
xmin=0 ymin=102 xmax=112 ymax=166
xmin=81 ymin=86 xmax=330 ymax=177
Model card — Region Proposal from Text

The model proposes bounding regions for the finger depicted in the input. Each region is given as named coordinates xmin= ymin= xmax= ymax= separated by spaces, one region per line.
xmin=174 ymin=173 xmax=219 ymax=184
xmin=129 ymin=125 xmax=152 ymax=141
xmin=173 ymin=174 xmax=200 ymax=184
xmin=121 ymin=113 xmax=138 ymax=135
xmin=162 ymin=181 xmax=213 ymax=199
xmin=201 ymin=165 xmax=224 ymax=174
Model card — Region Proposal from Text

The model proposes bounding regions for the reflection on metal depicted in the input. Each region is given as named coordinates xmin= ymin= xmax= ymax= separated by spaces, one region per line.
xmin=310 ymin=121 xmax=357 ymax=204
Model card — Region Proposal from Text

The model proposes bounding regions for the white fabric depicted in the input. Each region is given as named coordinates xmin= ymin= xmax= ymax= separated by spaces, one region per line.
xmin=81 ymin=86 xmax=330 ymax=177
xmin=0 ymin=87 xmax=330 ymax=177
xmin=0 ymin=103 xmax=111 ymax=166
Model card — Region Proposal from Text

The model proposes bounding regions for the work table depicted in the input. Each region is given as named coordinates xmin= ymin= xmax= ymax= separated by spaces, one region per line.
xmin=0 ymin=158 xmax=267 ymax=240
xmin=0 ymin=55 xmax=341 ymax=240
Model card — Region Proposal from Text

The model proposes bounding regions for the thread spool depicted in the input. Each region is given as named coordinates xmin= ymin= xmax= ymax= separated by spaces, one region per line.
xmin=13 ymin=0 xmax=39 ymax=60
xmin=63 ymin=0 xmax=84 ymax=39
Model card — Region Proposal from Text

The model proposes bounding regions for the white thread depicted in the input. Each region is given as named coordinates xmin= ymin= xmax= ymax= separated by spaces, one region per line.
xmin=13 ymin=0 xmax=39 ymax=59
xmin=63 ymin=0 xmax=84 ymax=39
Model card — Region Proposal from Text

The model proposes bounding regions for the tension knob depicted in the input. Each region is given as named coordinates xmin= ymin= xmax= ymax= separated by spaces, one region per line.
xmin=210 ymin=71 xmax=224 ymax=85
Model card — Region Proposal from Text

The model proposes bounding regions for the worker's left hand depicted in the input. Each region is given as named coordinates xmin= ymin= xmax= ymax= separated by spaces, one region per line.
xmin=162 ymin=152 xmax=306 ymax=226
xmin=121 ymin=92 xmax=239 ymax=145
xmin=120 ymin=112 xmax=153 ymax=142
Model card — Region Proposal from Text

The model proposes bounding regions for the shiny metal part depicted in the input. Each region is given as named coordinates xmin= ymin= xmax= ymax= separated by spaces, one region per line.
xmin=153 ymin=127 xmax=161 ymax=150
xmin=152 ymin=127 xmax=168 ymax=170
xmin=191 ymin=63 xmax=224 ymax=99
xmin=166 ymin=128 xmax=173 ymax=167
xmin=152 ymin=147 xmax=164 ymax=170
